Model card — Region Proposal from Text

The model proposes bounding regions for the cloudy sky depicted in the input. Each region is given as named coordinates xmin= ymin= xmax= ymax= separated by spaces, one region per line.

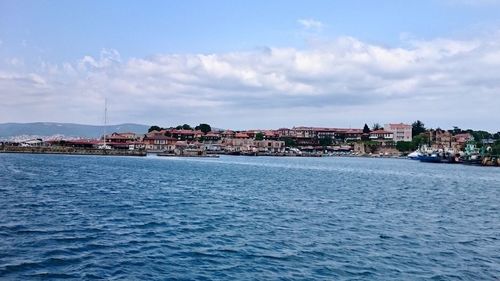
xmin=1 ymin=0 xmax=500 ymax=131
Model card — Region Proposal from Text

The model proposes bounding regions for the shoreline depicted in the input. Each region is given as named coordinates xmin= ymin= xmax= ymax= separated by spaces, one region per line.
xmin=1 ymin=147 xmax=498 ymax=167
xmin=0 ymin=146 xmax=146 ymax=157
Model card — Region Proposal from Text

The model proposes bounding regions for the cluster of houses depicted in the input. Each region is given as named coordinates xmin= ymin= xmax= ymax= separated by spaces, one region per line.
xmin=10 ymin=123 xmax=415 ymax=155
xmin=140 ymin=123 xmax=417 ymax=155
xmin=428 ymin=129 xmax=475 ymax=151
xmin=143 ymin=129 xmax=285 ymax=155
xmin=3 ymin=122 xmax=483 ymax=157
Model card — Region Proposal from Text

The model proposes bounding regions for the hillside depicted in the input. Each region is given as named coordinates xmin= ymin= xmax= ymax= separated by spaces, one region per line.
xmin=0 ymin=122 xmax=150 ymax=139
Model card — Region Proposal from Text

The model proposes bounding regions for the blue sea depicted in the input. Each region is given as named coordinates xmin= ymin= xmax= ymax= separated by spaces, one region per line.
xmin=0 ymin=153 xmax=499 ymax=280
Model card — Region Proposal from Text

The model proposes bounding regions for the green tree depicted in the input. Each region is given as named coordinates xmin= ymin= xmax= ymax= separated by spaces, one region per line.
xmin=411 ymin=134 xmax=429 ymax=148
xmin=364 ymin=140 xmax=380 ymax=153
xmin=255 ymin=132 xmax=264 ymax=141
xmin=362 ymin=123 xmax=370 ymax=141
xmin=396 ymin=141 xmax=412 ymax=152
xmin=176 ymin=124 xmax=192 ymax=130
xmin=195 ymin=123 xmax=212 ymax=133
xmin=468 ymin=130 xmax=491 ymax=142
xmin=363 ymin=124 xmax=370 ymax=134
xmin=282 ymin=137 xmax=296 ymax=147
xmin=412 ymin=120 xmax=426 ymax=136
xmin=451 ymin=126 xmax=462 ymax=135
xmin=491 ymin=140 xmax=500 ymax=155
xmin=148 ymin=125 xmax=162 ymax=132
xmin=319 ymin=136 xmax=332 ymax=147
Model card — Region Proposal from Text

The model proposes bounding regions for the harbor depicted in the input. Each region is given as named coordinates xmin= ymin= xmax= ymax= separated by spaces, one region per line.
xmin=2 ymin=122 xmax=499 ymax=166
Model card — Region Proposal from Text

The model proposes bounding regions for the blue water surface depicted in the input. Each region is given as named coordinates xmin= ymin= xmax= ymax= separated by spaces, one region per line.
xmin=0 ymin=153 xmax=499 ymax=280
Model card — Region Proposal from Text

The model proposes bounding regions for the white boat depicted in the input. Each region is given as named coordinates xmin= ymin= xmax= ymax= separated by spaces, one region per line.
xmin=407 ymin=150 xmax=422 ymax=160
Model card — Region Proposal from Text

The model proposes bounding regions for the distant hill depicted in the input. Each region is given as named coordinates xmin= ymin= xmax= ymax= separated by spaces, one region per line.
xmin=0 ymin=122 xmax=150 ymax=139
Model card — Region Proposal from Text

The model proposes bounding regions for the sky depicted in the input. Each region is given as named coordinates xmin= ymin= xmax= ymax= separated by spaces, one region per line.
xmin=1 ymin=0 xmax=500 ymax=131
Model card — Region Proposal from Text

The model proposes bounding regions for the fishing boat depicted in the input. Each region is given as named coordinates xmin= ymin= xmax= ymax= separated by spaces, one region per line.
xmin=461 ymin=142 xmax=483 ymax=165
xmin=419 ymin=153 xmax=442 ymax=163
xmin=418 ymin=147 xmax=460 ymax=164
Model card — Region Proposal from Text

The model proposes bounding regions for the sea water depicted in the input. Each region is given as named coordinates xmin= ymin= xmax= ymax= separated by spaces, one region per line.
xmin=0 ymin=154 xmax=499 ymax=280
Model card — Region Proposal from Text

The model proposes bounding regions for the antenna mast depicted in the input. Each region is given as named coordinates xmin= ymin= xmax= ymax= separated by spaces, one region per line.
xmin=103 ymin=98 xmax=107 ymax=148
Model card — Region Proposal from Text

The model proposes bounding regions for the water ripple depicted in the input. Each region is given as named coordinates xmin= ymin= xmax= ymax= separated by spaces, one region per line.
xmin=0 ymin=154 xmax=499 ymax=280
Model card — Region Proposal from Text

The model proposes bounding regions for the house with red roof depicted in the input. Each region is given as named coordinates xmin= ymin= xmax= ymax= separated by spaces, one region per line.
xmin=143 ymin=134 xmax=177 ymax=152
xmin=369 ymin=130 xmax=394 ymax=145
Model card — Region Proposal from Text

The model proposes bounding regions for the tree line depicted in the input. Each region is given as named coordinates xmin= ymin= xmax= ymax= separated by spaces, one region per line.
xmin=148 ymin=123 xmax=212 ymax=134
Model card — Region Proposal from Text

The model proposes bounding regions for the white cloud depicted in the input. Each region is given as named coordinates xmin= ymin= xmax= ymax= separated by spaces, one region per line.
xmin=1 ymin=34 xmax=500 ymax=131
xmin=78 ymin=48 xmax=121 ymax=70
xmin=6 ymin=57 xmax=24 ymax=67
xmin=298 ymin=19 xmax=324 ymax=30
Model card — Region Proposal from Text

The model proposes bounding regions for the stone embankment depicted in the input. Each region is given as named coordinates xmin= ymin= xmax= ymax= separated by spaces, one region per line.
xmin=0 ymin=146 xmax=147 ymax=156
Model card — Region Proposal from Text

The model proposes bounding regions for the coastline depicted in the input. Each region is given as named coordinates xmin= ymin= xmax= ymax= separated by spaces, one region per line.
xmin=1 ymin=146 xmax=498 ymax=167
xmin=0 ymin=146 xmax=146 ymax=157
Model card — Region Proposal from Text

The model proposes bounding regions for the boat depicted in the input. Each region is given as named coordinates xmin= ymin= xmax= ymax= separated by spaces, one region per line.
xmin=407 ymin=150 xmax=422 ymax=160
xmin=418 ymin=145 xmax=462 ymax=164
xmin=419 ymin=153 xmax=442 ymax=163
xmin=461 ymin=142 xmax=483 ymax=165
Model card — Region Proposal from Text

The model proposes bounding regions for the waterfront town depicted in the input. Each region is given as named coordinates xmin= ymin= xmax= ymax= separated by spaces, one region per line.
xmin=1 ymin=121 xmax=499 ymax=166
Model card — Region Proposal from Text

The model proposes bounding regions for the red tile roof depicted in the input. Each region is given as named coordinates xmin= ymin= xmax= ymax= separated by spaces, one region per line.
xmin=371 ymin=130 xmax=392 ymax=134
xmin=235 ymin=133 xmax=250 ymax=138
xmin=387 ymin=123 xmax=411 ymax=129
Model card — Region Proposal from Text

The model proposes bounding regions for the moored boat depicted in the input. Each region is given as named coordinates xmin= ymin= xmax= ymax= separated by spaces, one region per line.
xmin=407 ymin=150 xmax=422 ymax=160
xmin=419 ymin=154 xmax=442 ymax=163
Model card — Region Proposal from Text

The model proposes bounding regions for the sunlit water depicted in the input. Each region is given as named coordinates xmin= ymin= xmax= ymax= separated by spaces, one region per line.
xmin=0 ymin=153 xmax=499 ymax=280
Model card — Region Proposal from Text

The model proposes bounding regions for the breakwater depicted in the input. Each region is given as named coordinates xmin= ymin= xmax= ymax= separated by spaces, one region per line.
xmin=0 ymin=146 xmax=146 ymax=156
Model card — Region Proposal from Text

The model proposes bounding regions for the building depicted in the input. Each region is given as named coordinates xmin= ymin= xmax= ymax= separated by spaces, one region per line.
xmin=334 ymin=128 xmax=363 ymax=142
xmin=370 ymin=130 xmax=394 ymax=141
xmin=20 ymin=139 xmax=45 ymax=147
xmin=104 ymin=132 xmax=144 ymax=149
xmin=203 ymin=132 xmax=221 ymax=142
xmin=384 ymin=123 xmax=412 ymax=142
xmin=255 ymin=140 xmax=285 ymax=153
xmin=221 ymin=130 xmax=236 ymax=139
xmin=316 ymin=128 xmax=337 ymax=139
xmin=143 ymin=132 xmax=177 ymax=151
xmin=234 ymin=132 xmax=250 ymax=139
xmin=453 ymin=133 xmax=473 ymax=145
xmin=263 ymin=130 xmax=279 ymax=140
xmin=277 ymin=128 xmax=292 ymax=137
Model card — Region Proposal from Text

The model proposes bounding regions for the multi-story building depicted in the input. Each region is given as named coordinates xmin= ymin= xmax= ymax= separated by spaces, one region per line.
xmin=292 ymin=127 xmax=318 ymax=138
xmin=104 ymin=132 xmax=145 ymax=150
xmin=334 ymin=128 xmax=363 ymax=142
xmin=384 ymin=123 xmax=412 ymax=142
xmin=453 ymin=133 xmax=473 ymax=145
xmin=370 ymin=130 xmax=394 ymax=141
xmin=143 ymin=132 xmax=177 ymax=151
xmin=277 ymin=128 xmax=292 ymax=137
